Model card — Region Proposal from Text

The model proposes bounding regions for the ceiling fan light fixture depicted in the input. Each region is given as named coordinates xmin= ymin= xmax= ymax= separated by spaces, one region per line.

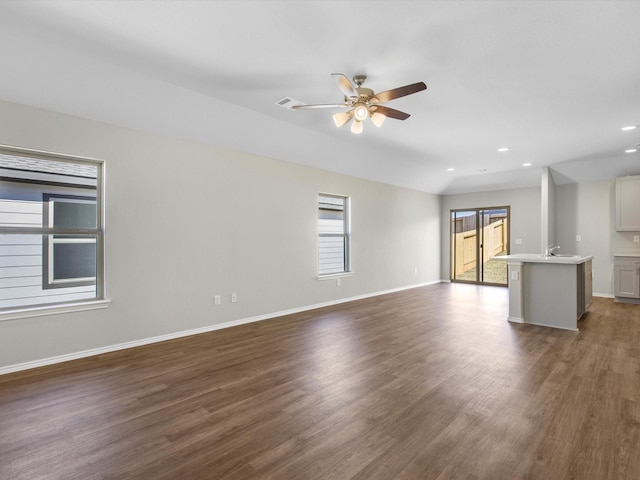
xmin=333 ymin=111 xmax=351 ymax=128
xmin=354 ymin=104 xmax=368 ymax=122
xmin=351 ymin=120 xmax=363 ymax=134
xmin=370 ymin=112 xmax=386 ymax=128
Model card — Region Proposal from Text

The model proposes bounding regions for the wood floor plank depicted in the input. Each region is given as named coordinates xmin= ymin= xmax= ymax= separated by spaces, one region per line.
xmin=1 ymin=283 xmax=640 ymax=479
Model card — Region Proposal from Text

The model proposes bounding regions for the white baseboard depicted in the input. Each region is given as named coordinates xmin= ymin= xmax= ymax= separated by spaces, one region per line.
xmin=613 ymin=296 xmax=640 ymax=305
xmin=0 ymin=280 xmax=442 ymax=375
xmin=594 ymin=292 xmax=614 ymax=298
xmin=523 ymin=321 xmax=579 ymax=332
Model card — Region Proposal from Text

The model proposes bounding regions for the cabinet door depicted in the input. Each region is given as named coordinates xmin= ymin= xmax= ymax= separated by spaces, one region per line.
xmin=616 ymin=176 xmax=640 ymax=231
xmin=584 ymin=260 xmax=593 ymax=309
xmin=614 ymin=264 xmax=640 ymax=298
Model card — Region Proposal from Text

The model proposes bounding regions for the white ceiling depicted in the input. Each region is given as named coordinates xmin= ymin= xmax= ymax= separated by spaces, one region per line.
xmin=0 ymin=0 xmax=639 ymax=195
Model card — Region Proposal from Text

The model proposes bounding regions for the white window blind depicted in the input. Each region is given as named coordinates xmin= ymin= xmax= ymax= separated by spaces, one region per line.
xmin=318 ymin=194 xmax=350 ymax=276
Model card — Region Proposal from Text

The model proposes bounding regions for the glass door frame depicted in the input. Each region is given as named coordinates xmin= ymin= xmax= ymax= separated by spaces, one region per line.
xmin=450 ymin=206 xmax=510 ymax=286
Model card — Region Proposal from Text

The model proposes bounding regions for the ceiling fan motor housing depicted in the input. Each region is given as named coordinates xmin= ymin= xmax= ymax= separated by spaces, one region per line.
xmin=357 ymin=88 xmax=374 ymax=102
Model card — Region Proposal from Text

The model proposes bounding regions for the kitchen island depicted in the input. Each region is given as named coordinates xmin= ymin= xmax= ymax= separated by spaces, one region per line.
xmin=495 ymin=253 xmax=593 ymax=331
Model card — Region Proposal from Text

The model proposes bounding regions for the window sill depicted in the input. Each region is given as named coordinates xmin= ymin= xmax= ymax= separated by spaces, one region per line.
xmin=0 ymin=299 xmax=111 ymax=322
xmin=317 ymin=272 xmax=354 ymax=281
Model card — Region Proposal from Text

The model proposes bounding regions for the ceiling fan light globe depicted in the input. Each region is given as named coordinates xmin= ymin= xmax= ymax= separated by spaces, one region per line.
xmin=333 ymin=111 xmax=351 ymax=128
xmin=351 ymin=120 xmax=363 ymax=134
xmin=354 ymin=105 xmax=368 ymax=121
xmin=370 ymin=112 xmax=386 ymax=128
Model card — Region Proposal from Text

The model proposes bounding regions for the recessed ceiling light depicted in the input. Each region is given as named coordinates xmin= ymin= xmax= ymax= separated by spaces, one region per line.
xmin=447 ymin=168 xmax=455 ymax=172
xmin=625 ymin=148 xmax=638 ymax=154
xmin=476 ymin=169 xmax=488 ymax=173
xmin=522 ymin=163 xmax=532 ymax=167
xmin=622 ymin=125 xmax=638 ymax=131
xmin=497 ymin=147 xmax=510 ymax=152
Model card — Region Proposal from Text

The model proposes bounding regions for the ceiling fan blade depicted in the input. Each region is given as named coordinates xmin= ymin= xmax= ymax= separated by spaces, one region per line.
xmin=331 ymin=73 xmax=359 ymax=99
xmin=292 ymin=103 xmax=350 ymax=109
xmin=374 ymin=82 xmax=427 ymax=103
xmin=373 ymin=105 xmax=411 ymax=121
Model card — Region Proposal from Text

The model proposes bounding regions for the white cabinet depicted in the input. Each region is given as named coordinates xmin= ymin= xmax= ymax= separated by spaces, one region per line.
xmin=616 ymin=175 xmax=640 ymax=231
xmin=614 ymin=256 xmax=640 ymax=300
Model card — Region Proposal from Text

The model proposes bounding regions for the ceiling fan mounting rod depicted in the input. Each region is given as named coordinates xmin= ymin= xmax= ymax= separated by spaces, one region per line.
xmin=352 ymin=74 xmax=367 ymax=87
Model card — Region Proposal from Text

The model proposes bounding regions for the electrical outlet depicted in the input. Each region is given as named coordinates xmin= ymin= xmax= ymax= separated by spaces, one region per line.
xmin=634 ymin=235 xmax=640 ymax=243
xmin=336 ymin=278 xmax=341 ymax=287
xmin=414 ymin=267 xmax=418 ymax=275
xmin=231 ymin=293 xmax=237 ymax=303
xmin=515 ymin=238 xmax=522 ymax=245
xmin=576 ymin=235 xmax=581 ymax=242
xmin=510 ymin=270 xmax=519 ymax=281
xmin=214 ymin=295 xmax=221 ymax=306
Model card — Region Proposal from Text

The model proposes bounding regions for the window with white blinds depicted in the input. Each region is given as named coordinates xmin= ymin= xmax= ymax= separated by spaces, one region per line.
xmin=318 ymin=194 xmax=350 ymax=276
xmin=0 ymin=146 xmax=104 ymax=312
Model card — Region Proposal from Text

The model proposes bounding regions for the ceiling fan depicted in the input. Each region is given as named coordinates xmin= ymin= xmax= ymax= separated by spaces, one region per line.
xmin=292 ymin=73 xmax=427 ymax=134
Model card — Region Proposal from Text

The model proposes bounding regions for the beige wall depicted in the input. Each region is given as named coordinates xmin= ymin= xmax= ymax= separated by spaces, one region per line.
xmin=0 ymin=100 xmax=441 ymax=370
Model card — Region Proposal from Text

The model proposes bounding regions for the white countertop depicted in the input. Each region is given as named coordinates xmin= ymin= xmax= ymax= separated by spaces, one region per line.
xmin=495 ymin=253 xmax=593 ymax=264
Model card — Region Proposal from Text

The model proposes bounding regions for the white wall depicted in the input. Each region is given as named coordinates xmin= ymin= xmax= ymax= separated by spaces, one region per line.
xmin=0 ymin=100 xmax=441 ymax=370
xmin=555 ymin=178 xmax=640 ymax=296
xmin=440 ymin=187 xmax=541 ymax=280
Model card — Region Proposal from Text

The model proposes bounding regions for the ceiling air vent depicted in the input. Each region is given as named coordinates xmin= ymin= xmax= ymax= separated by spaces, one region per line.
xmin=275 ymin=97 xmax=304 ymax=110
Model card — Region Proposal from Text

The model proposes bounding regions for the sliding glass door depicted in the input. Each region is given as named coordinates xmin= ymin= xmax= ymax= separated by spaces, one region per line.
xmin=450 ymin=207 xmax=510 ymax=286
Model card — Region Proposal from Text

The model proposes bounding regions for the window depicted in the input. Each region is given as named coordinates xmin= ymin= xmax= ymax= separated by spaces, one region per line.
xmin=318 ymin=194 xmax=350 ymax=276
xmin=43 ymin=195 xmax=97 ymax=289
xmin=0 ymin=146 xmax=105 ymax=314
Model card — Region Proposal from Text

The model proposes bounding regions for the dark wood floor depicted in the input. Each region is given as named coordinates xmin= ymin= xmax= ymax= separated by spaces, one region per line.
xmin=1 ymin=283 xmax=639 ymax=480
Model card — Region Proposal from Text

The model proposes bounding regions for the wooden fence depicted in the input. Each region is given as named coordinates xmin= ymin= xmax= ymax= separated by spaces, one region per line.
xmin=452 ymin=218 xmax=508 ymax=276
